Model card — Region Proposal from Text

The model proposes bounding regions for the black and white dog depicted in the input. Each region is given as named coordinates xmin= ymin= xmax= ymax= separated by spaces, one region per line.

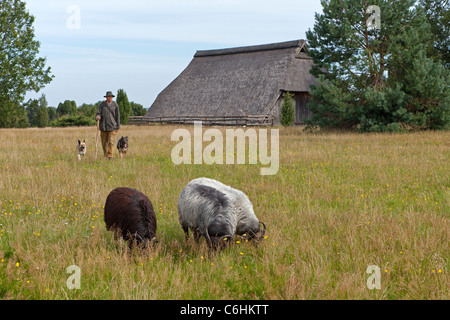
xmin=77 ymin=139 xmax=86 ymax=161
xmin=117 ymin=136 xmax=128 ymax=158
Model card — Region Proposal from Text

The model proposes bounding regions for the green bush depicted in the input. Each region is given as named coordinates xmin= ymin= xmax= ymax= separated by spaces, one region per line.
xmin=49 ymin=115 xmax=96 ymax=127
xmin=280 ymin=92 xmax=295 ymax=127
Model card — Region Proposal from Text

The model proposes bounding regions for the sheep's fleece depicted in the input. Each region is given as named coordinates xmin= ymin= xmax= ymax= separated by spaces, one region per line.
xmin=177 ymin=177 xmax=261 ymax=239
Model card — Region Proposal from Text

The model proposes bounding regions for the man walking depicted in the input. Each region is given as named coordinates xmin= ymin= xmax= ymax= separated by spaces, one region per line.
xmin=96 ymin=91 xmax=120 ymax=160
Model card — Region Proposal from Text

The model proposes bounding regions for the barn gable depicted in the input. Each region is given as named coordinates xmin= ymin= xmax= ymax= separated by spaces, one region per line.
xmin=145 ymin=39 xmax=317 ymax=125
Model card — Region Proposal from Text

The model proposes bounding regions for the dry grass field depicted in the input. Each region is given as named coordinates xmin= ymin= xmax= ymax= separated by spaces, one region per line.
xmin=0 ymin=125 xmax=448 ymax=300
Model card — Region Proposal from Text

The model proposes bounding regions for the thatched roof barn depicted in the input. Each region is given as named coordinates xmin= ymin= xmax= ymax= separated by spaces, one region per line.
xmin=145 ymin=39 xmax=317 ymax=125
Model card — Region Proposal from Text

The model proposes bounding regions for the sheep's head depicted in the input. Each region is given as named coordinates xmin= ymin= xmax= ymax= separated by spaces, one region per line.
xmin=244 ymin=221 xmax=266 ymax=241
xmin=209 ymin=234 xmax=234 ymax=250
xmin=131 ymin=233 xmax=158 ymax=248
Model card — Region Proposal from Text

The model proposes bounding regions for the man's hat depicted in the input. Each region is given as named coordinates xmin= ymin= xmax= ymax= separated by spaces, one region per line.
xmin=104 ymin=91 xmax=115 ymax=98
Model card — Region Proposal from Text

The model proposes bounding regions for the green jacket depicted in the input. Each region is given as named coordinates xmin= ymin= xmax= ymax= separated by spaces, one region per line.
xmin=96 ymin=101 xmax=121 ymax=132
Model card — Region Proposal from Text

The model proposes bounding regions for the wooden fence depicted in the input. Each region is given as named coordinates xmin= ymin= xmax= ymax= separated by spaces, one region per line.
xmin=128 ymin=115 xmax=274 ymax=126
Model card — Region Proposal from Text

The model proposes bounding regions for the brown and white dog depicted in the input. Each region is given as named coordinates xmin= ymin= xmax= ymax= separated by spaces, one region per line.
xmin=77 ymin=139 xmax=86 ymax=161
xmin=117 ymin=136 xmax=128 ymax=158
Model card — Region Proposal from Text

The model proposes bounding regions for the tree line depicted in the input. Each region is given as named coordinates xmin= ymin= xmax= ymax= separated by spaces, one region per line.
xmin=1 ymin=0 xmax=449 ymax=131
xmin=22 ymin=89 xmax=147 ymax=128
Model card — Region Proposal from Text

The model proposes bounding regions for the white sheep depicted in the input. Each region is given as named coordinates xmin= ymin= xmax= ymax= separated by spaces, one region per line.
xmin=177 ymin=177 xmax=266 ymax=248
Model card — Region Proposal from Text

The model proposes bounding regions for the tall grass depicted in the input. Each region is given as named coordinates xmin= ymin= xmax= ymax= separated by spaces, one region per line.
xmin=0 ymin=126 xmax=448 ymax=299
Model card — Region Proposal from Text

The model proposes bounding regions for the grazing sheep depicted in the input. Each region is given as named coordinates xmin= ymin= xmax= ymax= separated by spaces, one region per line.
xmin=104 ymin=187 xmax=157 ymax=247
xmin=177 ymin=177 xmax=266 ymax=248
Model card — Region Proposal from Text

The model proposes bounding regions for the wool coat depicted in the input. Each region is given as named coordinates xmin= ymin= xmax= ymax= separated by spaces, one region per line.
xmin=96 ymin=101 xmax=121 ymax=132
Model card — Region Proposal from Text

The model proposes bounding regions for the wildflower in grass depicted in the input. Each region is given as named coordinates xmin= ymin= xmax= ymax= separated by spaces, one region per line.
xmin=16 ymin=262 xmax=19 ymax=267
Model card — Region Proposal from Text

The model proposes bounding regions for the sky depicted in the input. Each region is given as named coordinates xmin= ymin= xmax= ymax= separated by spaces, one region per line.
xmin=24 ymin=0 xmax=323 ymax=109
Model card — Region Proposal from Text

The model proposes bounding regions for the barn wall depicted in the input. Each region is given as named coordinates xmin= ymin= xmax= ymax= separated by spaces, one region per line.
xmin=293 ymin=92 xmax=313 ymax=124
xmin=270 ymin=94 xmax=283 ymax=125
xmin=271 ymin=91 xmax=313 ymax=126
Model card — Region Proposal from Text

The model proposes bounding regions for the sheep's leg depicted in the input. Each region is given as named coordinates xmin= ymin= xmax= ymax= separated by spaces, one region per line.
xmin=182 ymin=225 xmax=189 ymax=241
xmin=203 ymin=231 xmax=214 ymax=248
xmin=193 ymin=229 xmax=202 ymax=243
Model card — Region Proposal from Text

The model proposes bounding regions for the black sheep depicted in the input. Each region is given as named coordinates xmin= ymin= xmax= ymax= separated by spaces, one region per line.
xmin=104 ymin=187 xmax=157 ymax=247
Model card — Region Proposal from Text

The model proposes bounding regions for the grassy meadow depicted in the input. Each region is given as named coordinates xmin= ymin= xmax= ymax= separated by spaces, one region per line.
xmin=0 ymin=125 xmax=448 ymax=300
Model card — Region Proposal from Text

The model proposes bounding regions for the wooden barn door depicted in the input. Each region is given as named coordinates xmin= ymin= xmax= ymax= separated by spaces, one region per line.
xmin=293 ymin=92 xmax=313 ymax=125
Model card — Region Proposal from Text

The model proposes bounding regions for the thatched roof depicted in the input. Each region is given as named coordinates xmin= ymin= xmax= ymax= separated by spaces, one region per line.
xmin=146 ymin=39 xmax=317 ymax=118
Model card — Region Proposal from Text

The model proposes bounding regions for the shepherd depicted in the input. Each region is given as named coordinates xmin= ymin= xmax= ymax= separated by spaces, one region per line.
xmin=95 ymin=91 xmax=121 ymax=160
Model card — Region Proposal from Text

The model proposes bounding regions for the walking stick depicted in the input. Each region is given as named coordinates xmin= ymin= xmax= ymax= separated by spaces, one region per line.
xmin=95 ymin=119 xmax=100 ymax=160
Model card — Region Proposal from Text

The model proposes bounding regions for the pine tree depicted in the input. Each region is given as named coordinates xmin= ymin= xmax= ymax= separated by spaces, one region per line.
xmin=26 ymin=94 xmax=48 ymax=126
xmin=306 ymin=0 xmax=450 ymax=132
xmin=35 ymin=104 xmax=49 ymax=128
xmin=116 ymin=89 xmax=131 ymax=125
xmin=280 ymin=92 xmax=295 ymax=127
xmin=116 ymin=89 xmax=131 ymax=124
xmin=418 ymin=0 xmax=449 ymax=68
xmin=47 ymin=107 xmax=57 ymax=122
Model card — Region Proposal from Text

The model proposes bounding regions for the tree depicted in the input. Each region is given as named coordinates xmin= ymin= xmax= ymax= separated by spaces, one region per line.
xmin=47 ymin=107 xmax=57 ymax=122
xmin=0 ymin=0 xmax=53 ymax=127
xmin=418 ymin=0 xmax=449 ymax=68
xmin=35 ymin=104 xmax=49 ymax=128
xmin=25 ymin=94 xmax=48 ymax=126
xmin=0 ymin=100 xmax=29 ymax=128
xmin=280 ymin=92 xmax=295 ymax=127
xmin=306 ymin=0 xmax=450 ymax=132
xmin=130 ymin=101 xmax=147 ymax=116
xmin=116 ymin=89 xmax=131 ymax=125
xmin=57 ymin=100 xmax=77 ymax=117
xmin=78 ymin=103 xmax=97 ymax=118
xmin=25 ymin=98 xmax=40 ymax=126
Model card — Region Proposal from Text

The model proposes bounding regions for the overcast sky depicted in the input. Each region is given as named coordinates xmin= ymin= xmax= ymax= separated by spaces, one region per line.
xmin=24 ymin=0 xmax=323 ymax=109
